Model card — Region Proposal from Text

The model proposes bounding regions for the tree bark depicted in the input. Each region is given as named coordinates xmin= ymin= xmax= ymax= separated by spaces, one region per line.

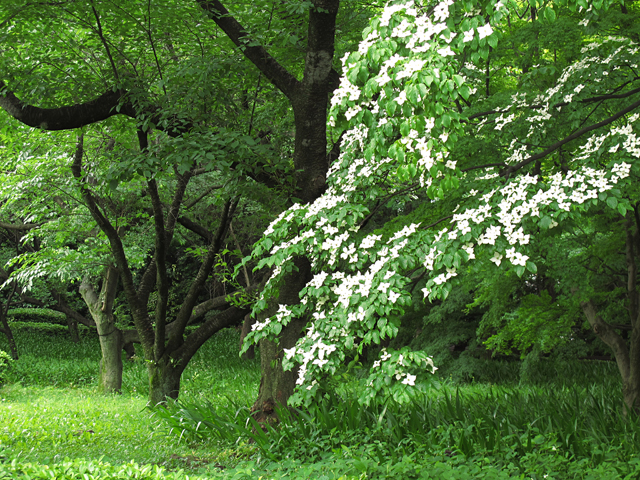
xmin=66 ymin=314 xmax=80 ymax=343
xmin=79 ymin=266 xmax=123 ymax=394
xmin=239 ymin=313 xmax=255 ymax=360
xmin=578 ymin=213 xmax=640 ymax=415
xmin=0 ymin=282 xmax=20 ymax=360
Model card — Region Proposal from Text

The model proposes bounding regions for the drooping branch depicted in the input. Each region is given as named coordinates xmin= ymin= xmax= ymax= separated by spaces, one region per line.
xmin=0 ymin=81 xmax=133 ymax=130
xmin=177 ymin=215 xmax=212 ymax=242
xmin=468 ymin=84 xmax=640 ymax=121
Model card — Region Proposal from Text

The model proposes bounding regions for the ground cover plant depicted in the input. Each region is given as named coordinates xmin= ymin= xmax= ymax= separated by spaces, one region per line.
xmin=1 ymin=322 xmax=639 ymax=479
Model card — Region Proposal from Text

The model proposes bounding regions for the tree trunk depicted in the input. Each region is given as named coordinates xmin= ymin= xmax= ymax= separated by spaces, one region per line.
xmin=0 ymin=285 xmax=19 ymax=360
xmin=0 ymin=321 xmax=18 ymax=360
xmin=66 ymin=313 xmax=80 ymax=343
xmin=79 ymin=267 xmax=123 ymax=394
xmin=239 ymin=313 xmax=255 ymax=360
xmin=624 ymin=323 xmax=640 ymax=414
xmin=252 ymin=257 xmax=312 ymax=419
xmin=97 ymin=327 xmax=123 ymax=394
xmin=147 ymin=359 xmax=184 ymax=405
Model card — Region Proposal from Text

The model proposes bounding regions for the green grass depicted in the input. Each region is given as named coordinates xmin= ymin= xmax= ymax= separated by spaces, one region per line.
xmin=0 ymin=325 xmax=260 ymax=477
xmin=1 ymin=324 xmax=640 ymax=479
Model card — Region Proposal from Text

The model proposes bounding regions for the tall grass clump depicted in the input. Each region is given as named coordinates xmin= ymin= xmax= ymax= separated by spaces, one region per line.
xmin=154 ymin=359 xmax=639 ymax=477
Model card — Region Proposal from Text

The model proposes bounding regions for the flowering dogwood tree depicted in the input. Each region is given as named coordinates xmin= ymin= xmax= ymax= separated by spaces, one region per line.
xmin=244 ymin=0 xmax=640 ymax=408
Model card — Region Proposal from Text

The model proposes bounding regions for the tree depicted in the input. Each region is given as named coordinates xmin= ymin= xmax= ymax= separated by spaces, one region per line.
xmin=243 ymin=0 xmax=640 ymax=413
xmin=0 ymin=0 xmax=319 ymax=403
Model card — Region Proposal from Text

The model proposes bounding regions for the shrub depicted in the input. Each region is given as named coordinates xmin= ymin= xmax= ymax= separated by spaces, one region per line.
xmin=7 ymin=308 xmax=66 ymax=325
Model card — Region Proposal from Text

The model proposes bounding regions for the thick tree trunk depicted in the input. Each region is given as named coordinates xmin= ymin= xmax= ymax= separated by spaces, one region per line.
xmin=147 ymin=359 xmax=184 ymax=405
xmin=97 ymin=327 xmax=124 ymax=394
xmin=252 ymin=257 xmax=312 ymax=419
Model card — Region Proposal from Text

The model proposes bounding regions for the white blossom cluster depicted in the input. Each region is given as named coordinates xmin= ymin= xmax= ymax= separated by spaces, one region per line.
xmin=245 ymin=0 xmax=639 ymax=405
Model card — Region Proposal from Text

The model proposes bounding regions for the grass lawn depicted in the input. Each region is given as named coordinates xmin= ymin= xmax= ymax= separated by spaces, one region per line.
xmin=1 ymin=324 xmax=640 ymax=479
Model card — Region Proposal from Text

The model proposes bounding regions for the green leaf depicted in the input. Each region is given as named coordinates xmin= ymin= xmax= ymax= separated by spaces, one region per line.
xmin=544 ymin=6 xmax=557 ymax=22
xmin=618 ymin=203 xmax=627 ymax=216
xmin=540 ymin=216 xmax=552 ymax=229
xmin=606 ymin=196 xmax=618 ymax=209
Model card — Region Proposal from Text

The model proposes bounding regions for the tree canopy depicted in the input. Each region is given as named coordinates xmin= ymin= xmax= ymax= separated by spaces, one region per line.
xmin=244 ymin=0 xmax=640 ymax=411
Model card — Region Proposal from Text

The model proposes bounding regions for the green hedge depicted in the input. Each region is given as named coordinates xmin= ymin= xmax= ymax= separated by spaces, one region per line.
xmin=8 ymin=308 xmax=66 ymax=325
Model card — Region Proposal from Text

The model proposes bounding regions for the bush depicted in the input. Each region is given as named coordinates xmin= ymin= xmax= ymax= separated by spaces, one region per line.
xmin=0 ymin=350 xmax=12 ymax=386
xmin=7 ymin=308 xmax=66 ymax=325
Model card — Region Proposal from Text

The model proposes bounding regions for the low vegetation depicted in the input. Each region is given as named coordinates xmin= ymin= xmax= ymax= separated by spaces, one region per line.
xmin=0 ymin=324 xmax=639 ymax=479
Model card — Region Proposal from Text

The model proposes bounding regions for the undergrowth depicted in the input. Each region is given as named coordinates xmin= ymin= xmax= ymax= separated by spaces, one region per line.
xmin=2 ymin=323 xmax=639 ymax=478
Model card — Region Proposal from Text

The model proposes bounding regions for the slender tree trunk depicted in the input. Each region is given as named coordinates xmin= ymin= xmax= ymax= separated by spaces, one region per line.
xmin=0 ymin=284 xmax=19 ymax=360
xmin=0 ymin=320 xmax=18 ymax=360
xmin=240 ymin=313 xmax=255 ymax=360
xmin=66 ymin=313 xmax=80 ymax=343
xmin=79 ymin=266 xmax=123 ymax=394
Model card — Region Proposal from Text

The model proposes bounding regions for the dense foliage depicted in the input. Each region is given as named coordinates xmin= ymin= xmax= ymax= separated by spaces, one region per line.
xmin=244 ymin=0 xmax=640 ymax=410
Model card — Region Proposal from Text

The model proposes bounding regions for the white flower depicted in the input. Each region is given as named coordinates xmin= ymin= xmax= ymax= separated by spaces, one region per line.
xmin=477 ymin=24 xmax=493 ymax=39
xmin=489 ymin=252 xmax=503 ymax=266
xmin=437 ymin=46 xmax=455 ymax=57
xmin=463 ymin=29 xmax=475 ymax=43
xmin=402 ymin=374 xmax=416 ymax=386
xmin=388 ymin=291 xmax=401 ymax=303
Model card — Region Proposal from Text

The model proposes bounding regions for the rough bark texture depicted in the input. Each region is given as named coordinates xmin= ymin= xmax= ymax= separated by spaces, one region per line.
xmin=197 ymin=0 xmax=340 ymax=416
xmin=252 ymin=257 xmax=313 ymax=420
xmin=148 ymin=360 xmax=184 ymax=405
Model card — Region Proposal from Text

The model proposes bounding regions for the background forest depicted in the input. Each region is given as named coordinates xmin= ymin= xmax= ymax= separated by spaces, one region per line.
xmin=1 ymin=0 xmax=640 ymax=478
